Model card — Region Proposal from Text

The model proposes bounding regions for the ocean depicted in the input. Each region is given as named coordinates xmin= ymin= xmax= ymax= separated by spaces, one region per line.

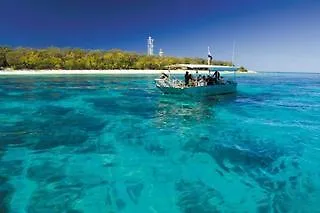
xmin=0 ymin=72 xmax=319 ymax=212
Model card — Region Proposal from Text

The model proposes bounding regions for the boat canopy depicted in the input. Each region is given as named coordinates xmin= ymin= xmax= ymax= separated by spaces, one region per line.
xmin=168 ymin=64 xmax=239 ymax=72
xmin=208 ymin=66 xmax=238 ymax=72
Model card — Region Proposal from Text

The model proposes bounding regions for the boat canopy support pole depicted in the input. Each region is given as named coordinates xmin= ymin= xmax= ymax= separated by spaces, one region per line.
xmin=232 ymin=40 xmax=237 ymax=82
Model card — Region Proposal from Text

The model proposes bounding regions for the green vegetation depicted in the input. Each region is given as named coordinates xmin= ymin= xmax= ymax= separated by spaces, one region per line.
xmin=238 ymin=66 xmax=248 ymax=72
xmin=0 ymin=47 xmax=233 ymax=70
xmin=0 ymin=46 xmax=10 ymax=68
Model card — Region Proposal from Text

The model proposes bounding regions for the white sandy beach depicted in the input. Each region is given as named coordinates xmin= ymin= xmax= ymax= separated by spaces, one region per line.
xmin=0 ymin=69 xmax=257 ymax=75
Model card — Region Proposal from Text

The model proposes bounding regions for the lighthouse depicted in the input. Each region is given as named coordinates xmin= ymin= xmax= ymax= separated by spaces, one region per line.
xmin=147 ymin=36 xmax=154 ymax=56
xmin=159 ymin=48 xmax=164 ymax=57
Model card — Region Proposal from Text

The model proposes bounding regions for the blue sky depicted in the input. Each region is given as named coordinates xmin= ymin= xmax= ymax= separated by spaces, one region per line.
xmin=1 ymin=0 xmax=319 ymax=72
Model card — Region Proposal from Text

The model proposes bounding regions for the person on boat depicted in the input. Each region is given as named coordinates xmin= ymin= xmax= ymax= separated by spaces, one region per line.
xmin=212 ymin=71 xmax=221 ymax=83
xmin=160 ymin=72 xmax=169 ymax=79
xmin=185 ymin=71 xmax=190 ymax=86
xmin=189 ymin=73 xmax=193 ymax=80
xmin=202 ymin=75 xmax=207 ymax=86
xmin=207 ymin=75 xmax=214 ymax=85
xmin=196 ymin=74 xmax=202 ymax=86
xmin=198 ymin=75 xmax=206 ymax=86
xmin=188 ymin=73 xmax=195 ymax=86
xmin=196 ymin=70 xmax=201 ymax=81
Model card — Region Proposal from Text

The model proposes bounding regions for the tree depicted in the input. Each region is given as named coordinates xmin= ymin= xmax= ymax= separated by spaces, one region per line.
xmin=238 ymin=66 xmax=248 ymax=72
xmin=0 ymin=46 xmax=11 ymax=68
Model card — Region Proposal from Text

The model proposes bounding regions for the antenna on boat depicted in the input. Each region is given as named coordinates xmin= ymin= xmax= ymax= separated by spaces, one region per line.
xmin=231 ymin=40 xmax=236 ymax=81
xmin=208 ymin=46 xmax=213 ymax=74
xmin=208 ymin=46 xmax=213 ymax=66
xmin=231 ymin=40 xmax=236 ymax=67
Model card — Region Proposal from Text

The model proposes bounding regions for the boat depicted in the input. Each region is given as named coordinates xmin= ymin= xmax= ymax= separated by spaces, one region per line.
xmin=154 ymin=65 xmax=238 ymax=96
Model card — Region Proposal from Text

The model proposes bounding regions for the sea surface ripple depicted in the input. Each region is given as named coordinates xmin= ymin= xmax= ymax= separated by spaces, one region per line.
xmin=0 ymin=72 xmax=319 ymax=213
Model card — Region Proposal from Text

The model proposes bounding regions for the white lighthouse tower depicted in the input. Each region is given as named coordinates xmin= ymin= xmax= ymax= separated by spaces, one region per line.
xmin=147 ymin=36 xmax=154 ymax=56
xmin=159 ymin=48 xmax=164 ymax=57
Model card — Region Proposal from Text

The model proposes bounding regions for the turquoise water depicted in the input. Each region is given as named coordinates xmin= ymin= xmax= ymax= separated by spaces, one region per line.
xmin=0 ymin=72 xmax=320 ymax=213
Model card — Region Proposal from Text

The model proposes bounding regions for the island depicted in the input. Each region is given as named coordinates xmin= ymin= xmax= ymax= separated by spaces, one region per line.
xmin=0 ymin=46 xmax=249 ymax=73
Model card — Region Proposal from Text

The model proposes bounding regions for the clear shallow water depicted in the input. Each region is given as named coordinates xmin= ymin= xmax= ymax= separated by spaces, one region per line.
xmin=0 ymin=72 xmax=319 ymax=213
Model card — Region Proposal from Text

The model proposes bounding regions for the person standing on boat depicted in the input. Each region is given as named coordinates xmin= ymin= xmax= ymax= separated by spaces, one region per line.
xmin=196 ymin=74 xmax=202 ymax=86
xmin=185 ymin=71 xmax=190 ymax=86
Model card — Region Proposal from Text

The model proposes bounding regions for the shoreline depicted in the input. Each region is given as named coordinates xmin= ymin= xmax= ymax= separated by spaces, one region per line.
xmin=0 ymin=69 xmax=257 ymax=76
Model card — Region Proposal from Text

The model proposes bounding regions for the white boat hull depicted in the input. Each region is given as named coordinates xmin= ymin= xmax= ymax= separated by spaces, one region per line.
xmin=155 ymin=80 xmax=237 ymax=96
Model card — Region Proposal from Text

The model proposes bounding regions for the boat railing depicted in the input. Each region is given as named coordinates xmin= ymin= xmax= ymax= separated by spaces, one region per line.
xmin=155 ymin=77 xmax=236 ymax=90
xmin=155 ymin=78 xmax=183 ymax=88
